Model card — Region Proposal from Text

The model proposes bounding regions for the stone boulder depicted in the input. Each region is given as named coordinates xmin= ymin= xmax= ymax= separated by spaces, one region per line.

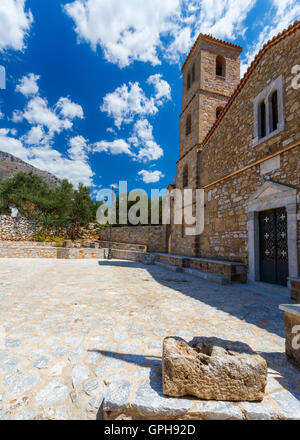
xmin=162 ymin=337 xmax=268 ymax=402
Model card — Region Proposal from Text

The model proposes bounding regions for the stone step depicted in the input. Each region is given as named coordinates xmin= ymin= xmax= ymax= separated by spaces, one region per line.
xmin=99 ymin=241 xmax=147 ymax=252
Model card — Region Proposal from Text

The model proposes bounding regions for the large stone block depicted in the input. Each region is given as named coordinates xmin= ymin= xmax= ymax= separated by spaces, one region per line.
xmin=162 ymin=337 xmax=268 ymax=402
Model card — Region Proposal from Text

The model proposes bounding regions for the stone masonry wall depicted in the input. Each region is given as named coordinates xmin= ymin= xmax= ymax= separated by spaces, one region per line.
xmin=99 ymin=226 xmax=167 ymax=253
xmin=197 ymin=28 xmax=300 ymax=268
xmin=0 ymin=216 xmax=39 ymax=241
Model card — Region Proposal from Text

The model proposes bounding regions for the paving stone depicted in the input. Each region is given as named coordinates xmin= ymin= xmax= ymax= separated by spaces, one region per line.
xmin=10 ymin=411 xmax=36 ymax=420
xmin=0 ymin=412 xmax=8 ymax=420
xmin=33 ymin=357 xmax=51 ymax=369
xmin=194 ymin=401 xmax=243 ymax=420
xmin=103 ymin=380 xmax=131 ymax=412
xmin=35 ymin=380 xmax=70 ymax=407
xmin=89 ymin=394 xmax=104 ymax=409
xmin=241 ymin=401 xmax=278 ymax=420
xmin=8 ymin=372 xmax=39 ymax=396
xmin=0 ymin=259 xmax=299 ymax=420
xmin=0 ymin=357 xmax=20 ymax=374
xmin=72 ymin=365 xmax=90 ymax=389
xmin=48 ymin=362 xmax=67 ymax=377
xmin=87 ymin=352 xmax=100 ymax=364
xmin=130 ymin=380 xmax=192 ymax=417
xmin=271 ymin=391 xmax=300 ymax=420
xmin=68 ymin=344 xmax=87 ymax=363
xmin=3 ymin=371 xmax=23 ymax=387
xmin=51 ymin=346 xmax=69 ymax=357
xmin=0 ymin=350 xmax=9 ymax=361
xmin=83 ymin=379 xmax=99 ymax=393
xmin=5 ymin=339 xmax=21 ymax=348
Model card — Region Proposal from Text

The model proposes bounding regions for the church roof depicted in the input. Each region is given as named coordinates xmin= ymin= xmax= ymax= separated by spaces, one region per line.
xmin=181 ymin=34 xmax=243 ymax=72
xmin=201 ymin=20 xmax=300 ymax=147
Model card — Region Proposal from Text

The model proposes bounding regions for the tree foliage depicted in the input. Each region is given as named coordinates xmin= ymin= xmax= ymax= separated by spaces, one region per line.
xmin=0 ymin=172 xmax=100 ymax=229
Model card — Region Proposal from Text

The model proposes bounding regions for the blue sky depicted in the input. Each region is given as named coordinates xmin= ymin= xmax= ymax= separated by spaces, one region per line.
xmin=0 ymin=0 xmax=299 ymax=197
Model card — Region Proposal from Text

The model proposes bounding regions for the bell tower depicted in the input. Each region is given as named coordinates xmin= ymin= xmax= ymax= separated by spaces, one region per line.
xmin=171 ymin=35 xmax=242 ymax=257
xmin=179 ymin=34 xmax=242 ymax=160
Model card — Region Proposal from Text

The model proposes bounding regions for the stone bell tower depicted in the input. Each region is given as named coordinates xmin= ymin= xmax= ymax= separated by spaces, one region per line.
xmin=171 ymin=35 xmax=242 ymax=256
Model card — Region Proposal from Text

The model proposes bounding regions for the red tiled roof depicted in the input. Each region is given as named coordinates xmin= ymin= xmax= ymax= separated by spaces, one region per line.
xmin=201 ymin=20 xmax=300 ymax=147
xmin=181 ymin=34 xmax=242 ymax=72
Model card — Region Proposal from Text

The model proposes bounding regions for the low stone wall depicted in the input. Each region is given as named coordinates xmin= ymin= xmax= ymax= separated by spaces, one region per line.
xmin=98 ymin=241 xmax=147 ymax=252
xmin=100 ymin=226 xmax=166 ymax=253
xmin=57 ymin=248 xmax=105 ymax=259
xmin=0 ymin=246 xmax=58 ymax=259
xmin=156 ymin=253 xmax=247 ymax=284
xmin=0 ymin=216 xmax=39 ymax=241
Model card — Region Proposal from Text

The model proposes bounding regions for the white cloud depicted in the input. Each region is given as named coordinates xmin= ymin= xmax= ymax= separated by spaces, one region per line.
xmin=0 ymin=127 xmax=94 ymax=187
xmin=12 ymin=89 xmax=84 ymax=140
xmin=64 ymin=0 xmax=181 ymax=67
xmin=138 ymin=169 xmax=165 ymax=183
xmin=241 ymin=0 xmax=300 ymax=76
xmin=0 ymin=110 xmax=4 ymax=119
xmin=16 ymin=73 xmax=39 ymax=96
xmin=0 ymin=0 xmax=33 ymax=52
xmin=100 ymin=82 xmax=157 ymax=128
xmin=129 ymin=119 xmax=164 ymax=162
xmin=147 ymin=74 xmax=171 ymax=105
xmin=56 ymin=97 xmax=84 ymax=120
xmin=100 ymin=76 xmax=171 ymax=128
xmin=0 ymin=128 xmax=28 ymax=160
xmin=22 ymin=125 xmax=46 ymax=145
xmin=93 ymin=139 xmax=133 ymax=156
xmin=64 ymin=0 xmax=257 ymax=67
xmin=67 ymin=135 xmax=89 ymax=161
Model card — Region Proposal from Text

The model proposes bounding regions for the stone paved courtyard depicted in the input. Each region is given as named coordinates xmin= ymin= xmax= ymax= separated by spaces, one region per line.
xmin=0 ymin=258 xmax=299 ymax=420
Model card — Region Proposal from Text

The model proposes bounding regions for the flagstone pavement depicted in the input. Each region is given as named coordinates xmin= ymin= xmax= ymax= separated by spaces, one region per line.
xmin=0 ymin=258 xmax=299 ymax=420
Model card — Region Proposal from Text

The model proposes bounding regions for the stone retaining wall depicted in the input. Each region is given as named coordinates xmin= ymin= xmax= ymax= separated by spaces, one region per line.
xmin=0 ymin=246 xmax=58 ymax=259
xmin=0 ymin=216 xmax=39 ymax=241
xmin=100 ymin=226 xmax=166 ymax=253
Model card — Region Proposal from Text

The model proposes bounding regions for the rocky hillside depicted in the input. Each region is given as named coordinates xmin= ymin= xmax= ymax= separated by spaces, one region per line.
xmin=0 ymin=151 xmax=61 ymax=187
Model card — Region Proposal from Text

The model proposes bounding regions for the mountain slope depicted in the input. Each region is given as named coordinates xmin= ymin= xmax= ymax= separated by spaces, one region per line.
xmin=0 ymin=151 xmax=61 ymax=187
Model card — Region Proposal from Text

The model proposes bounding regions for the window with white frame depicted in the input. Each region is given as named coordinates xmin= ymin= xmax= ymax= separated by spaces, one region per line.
xmin=253 ymin=75 xmax=285 ymax=146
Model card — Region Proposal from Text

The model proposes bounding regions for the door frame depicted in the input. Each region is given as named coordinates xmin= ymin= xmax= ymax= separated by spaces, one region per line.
xmin=247 ymin=181 xmax=298 ymax=285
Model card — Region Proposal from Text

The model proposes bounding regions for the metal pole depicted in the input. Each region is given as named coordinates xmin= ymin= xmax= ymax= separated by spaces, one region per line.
xmin=108 ymin=187 xmax=114 ymax=260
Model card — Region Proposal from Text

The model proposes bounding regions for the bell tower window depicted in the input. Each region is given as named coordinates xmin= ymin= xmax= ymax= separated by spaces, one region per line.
xmin=186 ymin=114 xmax=192 ymax=136
xmin=216 ymin=56 xmax=226 ymax=77
xmin=187 ymin=73 xmax=191 ymax=90
xmin=216 ymin=106 xmax=223 ymax=119
xmin=183 ymin=166 xmax=189 ymax=188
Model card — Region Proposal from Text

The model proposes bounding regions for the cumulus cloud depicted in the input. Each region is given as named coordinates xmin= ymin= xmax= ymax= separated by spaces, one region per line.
xmin=56 ymin=97 xmax=84 ymax=120
xmin=100 ymin=82 xmax=157 ymax=129
xmin=92 ymin=119 xmax=163 ymax=163
xmin=147 ymin=74 xmax=171 ymax=105
xmin=93 ymin=139 xmax=133 ymax=156
xmin=129 ymin=119 xmax=163 ymax=162
xmin=16 ymin=73 xmax=39 ymax=96
xmin=22 ymin=125 xmax=47 ymax=145
xmin=138 ymin=169 xmax=165 ymax=184
xmin=64 ymin=0 xmax=257 ymax=67
xmin=12 ymin=83 xmax=85 ymax=142
xmin=67 ymin=135 xmax=89 ymax=161
xmin=0 ymin=127 xmax=94 ymax=187
xmin=241 ymin=0 xmax=300 ymax=76
xmin=101 ymin=75 xmax=171 ymax=128
xmin=64 ymin=0 xmax=180 ymax=67
xmin=0 ymin=0 xmax=33 ymax=52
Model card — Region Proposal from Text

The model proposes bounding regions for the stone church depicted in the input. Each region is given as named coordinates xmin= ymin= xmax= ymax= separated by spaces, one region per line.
xmin=166 ymin=20 xmax=300 ymax=297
